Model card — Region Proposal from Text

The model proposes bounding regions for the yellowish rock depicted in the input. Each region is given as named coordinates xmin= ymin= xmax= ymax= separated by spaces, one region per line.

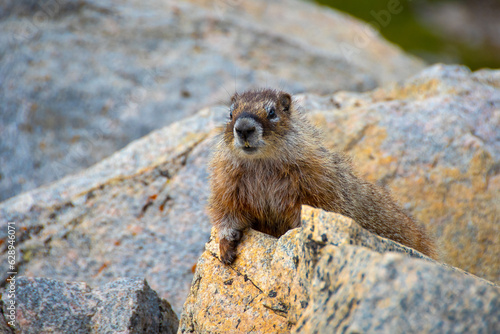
xmin=179 ymin=206 xmax=438 ymax=332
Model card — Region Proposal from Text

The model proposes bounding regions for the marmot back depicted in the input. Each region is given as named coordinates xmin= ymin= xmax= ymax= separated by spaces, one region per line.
xmin=208 ymin=88 xmax=437 ymax=264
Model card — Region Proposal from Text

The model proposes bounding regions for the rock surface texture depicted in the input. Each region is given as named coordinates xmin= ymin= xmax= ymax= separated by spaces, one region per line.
xmin=1 ymin=65 xmax=499 ymax=316
xmin=1 ymin=276 xmax=178 ymax=333
xmin=179 ymin=206 xmax=499 ymax=333
xmin=0 ymin=0 xmax=424 ymax=201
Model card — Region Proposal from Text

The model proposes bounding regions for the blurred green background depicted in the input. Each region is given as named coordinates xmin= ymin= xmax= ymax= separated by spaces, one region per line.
xmin=315 ymin=0 xmax=500 ymax=70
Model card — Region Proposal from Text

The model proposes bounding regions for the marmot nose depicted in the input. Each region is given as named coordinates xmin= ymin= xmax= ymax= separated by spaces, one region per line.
xmin=235 ymin=123 xmax=256 ymax=141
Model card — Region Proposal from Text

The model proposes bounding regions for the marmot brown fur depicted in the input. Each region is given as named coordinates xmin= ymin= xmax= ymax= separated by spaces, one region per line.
xmin=208 ymin=88 xmax=437 ymax=264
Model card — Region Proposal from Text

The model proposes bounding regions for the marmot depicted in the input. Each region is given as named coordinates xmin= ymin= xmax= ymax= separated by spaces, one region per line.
xmin=208 ymin=88 xmax=437 ymax=264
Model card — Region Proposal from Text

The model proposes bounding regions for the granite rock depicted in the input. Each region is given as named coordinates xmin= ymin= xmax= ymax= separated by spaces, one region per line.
xmin=179 ymin=228 xmax=287 ymax=333
xmin=178 ymin=206 xmax=499 ymax=333
xmin=0 ymin=0 xmax=424 ymax=201
xmin=1 ymin=276 xmax=178 ymax=333
xmin=304 ymin=64 xmax=500 ymax=282
xmin=0 ymin=65 xmax=498 ymax=317
xmin=294 ymin=246 xmax=500 ymax=333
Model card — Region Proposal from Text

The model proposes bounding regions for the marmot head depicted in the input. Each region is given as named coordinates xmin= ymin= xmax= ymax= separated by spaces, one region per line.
xmin=223 ymin=89 xmax=293 ymax=159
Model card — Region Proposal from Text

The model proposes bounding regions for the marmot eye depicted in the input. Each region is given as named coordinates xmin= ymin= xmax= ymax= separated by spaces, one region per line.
xmin=267 ymin=106 xmax=277 ymax=119
xmin=229 ymin=110 xmax=233 ymax=119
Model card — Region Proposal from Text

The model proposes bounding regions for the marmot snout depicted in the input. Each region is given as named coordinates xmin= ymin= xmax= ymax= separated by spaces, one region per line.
xmin=233 ymin=117 xmax=262 ymax=153
xmin=208 ymin=88 xmax=438 ymax=264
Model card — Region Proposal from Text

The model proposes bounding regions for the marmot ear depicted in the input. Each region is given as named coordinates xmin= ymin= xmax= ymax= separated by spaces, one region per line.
xmin=230 ymin=92 xmax=239 ymax=104
xmin=279 ymin=92 xmax=291 ymax=112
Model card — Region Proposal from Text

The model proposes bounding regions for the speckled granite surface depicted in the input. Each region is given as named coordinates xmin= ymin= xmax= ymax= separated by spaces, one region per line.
xmin=0 ymin=65 xmax=499 ymax=319
xmin=179 ymin=206 xmax=499 ymax=333
xmin=1 ymin=276 xmax=178 ymax=333
xmin=0 ymin=0 xmax=424 ymax=201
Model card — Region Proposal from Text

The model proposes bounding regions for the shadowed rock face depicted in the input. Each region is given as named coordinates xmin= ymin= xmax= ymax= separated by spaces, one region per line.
xmin=0 ymin=65 xmax=498 ymax=316
xmin=178 ymin=206 xmax=499 ymax=333
xmin=1 ymin=277 xmax=178 ymax=334
xmin=0 ymin=0 xmax=425 ymax=201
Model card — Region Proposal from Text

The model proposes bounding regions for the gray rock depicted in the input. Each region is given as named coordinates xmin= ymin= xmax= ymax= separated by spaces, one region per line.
xmin=0 ymin=64 xmax=498 ymax=316
xmin=0 ymin=0 xmax=86 ymax=19
xmin=293 ymin=246 xmax=500 ymax=333
xmin=91 ymin=278 xmax=178 ymax=334
xmin=1 ymin=276 xmax=178 ymax=333
xmin=0 ymin=0 xmax=424 ymax=201
xmin=5 ymin=277 xmax=94 ymax=333
xmin=0 ymin=300 xmax=14 ymax=334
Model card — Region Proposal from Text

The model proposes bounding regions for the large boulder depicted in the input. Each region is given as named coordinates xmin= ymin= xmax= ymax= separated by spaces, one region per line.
xmin=1 ymin=277 xmax=178 ymax=333
xmin=0 ymin=0 xmax=424 ymax=201
xmin=306 ymin=65 xmax=500 ymax=282
xmin=0 ymin=65 xmax=498 ymax=315
xmin=178 ymin=206 xmax=499 ymax=333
